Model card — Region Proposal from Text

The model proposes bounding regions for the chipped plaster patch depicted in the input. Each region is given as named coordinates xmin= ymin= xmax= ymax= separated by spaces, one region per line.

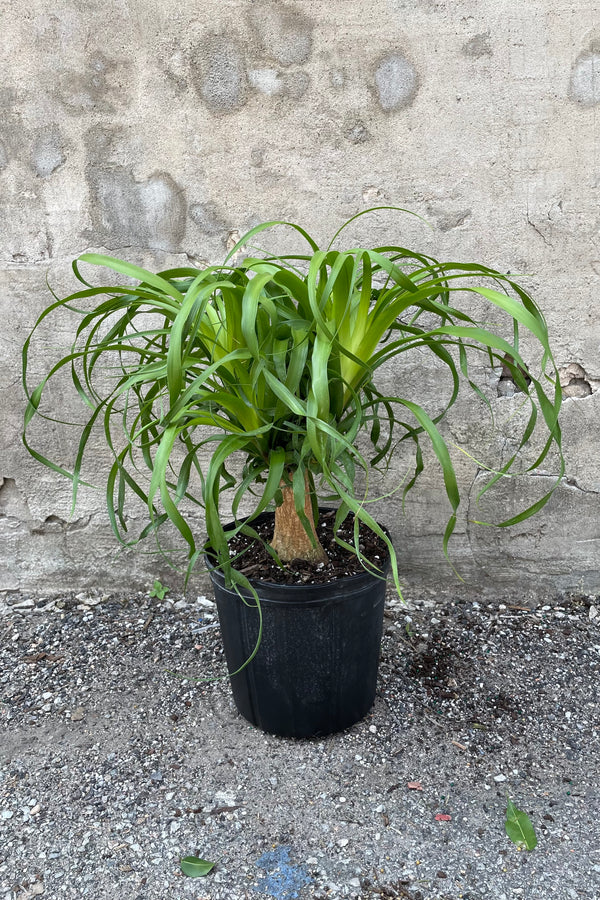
xmin=559 ymin=363 xmax=595 ymax=398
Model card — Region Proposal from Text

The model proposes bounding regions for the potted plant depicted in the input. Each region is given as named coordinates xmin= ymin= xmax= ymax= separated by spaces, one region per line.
xmin=23 ymin=208 xmax=563 ymax=737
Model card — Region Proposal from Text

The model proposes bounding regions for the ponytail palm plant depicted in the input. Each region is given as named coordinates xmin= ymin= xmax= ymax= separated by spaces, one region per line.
xmin=23 ymin=209 xmax=563 ymax=595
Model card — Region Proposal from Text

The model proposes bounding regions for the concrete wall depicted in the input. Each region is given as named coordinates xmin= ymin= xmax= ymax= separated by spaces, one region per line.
xmin=2 ymin=0 xmax=600 ymax=595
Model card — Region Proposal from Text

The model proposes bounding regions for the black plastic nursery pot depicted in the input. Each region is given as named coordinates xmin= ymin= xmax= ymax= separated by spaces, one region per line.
xmin=206 ymin=512 xmax=390 ymax=739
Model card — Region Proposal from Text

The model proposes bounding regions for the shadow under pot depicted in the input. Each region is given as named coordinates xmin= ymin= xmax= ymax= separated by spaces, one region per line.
xmin=206 ymin=512 xmax=391 ymax=739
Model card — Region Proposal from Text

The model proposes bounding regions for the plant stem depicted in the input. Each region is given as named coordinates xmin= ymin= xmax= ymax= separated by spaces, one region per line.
xmin=270 ymin=472 xmax=328 ymax=564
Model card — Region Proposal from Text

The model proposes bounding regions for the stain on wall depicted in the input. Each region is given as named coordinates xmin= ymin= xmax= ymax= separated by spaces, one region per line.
xmin=0 ymin=477 xmax=30 ymax=521
xmin=373 ymin=51 xmax=418 ymax=110
xmin=345 ymin=121 xmax=371 ymax=144
xmin=462 ymin=32 xmax=493 ymax=58
xmin=248 ymin=1 xmax=314 ymax=67
xmin=189 ymin=201 xmax=228 ymax=236
xmin=282 ymin=71 xmax=310 ymax=100
xmin=194 ymin=33 xmax=247 ymax=113
xmin=570 ymin=47 xmax=600 ymax=105
xmin=435 ymin=208 xmax=472 ymax=232
xmin=329 ymin=68 xmax=345 ymax=89
xmin=55 ymin=52 xmax=126 ymax=113
xmin=248 ymin=68 xmax=282 ymax=96
xmin=31 ymin=127 xmax=66 ymax=178
xmin=247 ymin=68 xmax=311 ymax=100
xmin=88 ymin=169 xmax=186 ymax=251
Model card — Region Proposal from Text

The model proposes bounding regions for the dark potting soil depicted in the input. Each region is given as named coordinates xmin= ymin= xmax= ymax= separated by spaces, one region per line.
xmin=224 ymin=508 xmax=389 ymax=585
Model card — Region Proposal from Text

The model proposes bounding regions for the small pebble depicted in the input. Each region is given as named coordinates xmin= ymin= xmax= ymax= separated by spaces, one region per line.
xmin=12 ymin=599 xmax=35 ymax=610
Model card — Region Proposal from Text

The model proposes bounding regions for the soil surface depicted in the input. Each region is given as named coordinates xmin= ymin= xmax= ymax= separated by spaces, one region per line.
xmin=223 ymin=509 xmax=389 ymax=585
xmin=1 ymin=581 xmax=599 ymax=900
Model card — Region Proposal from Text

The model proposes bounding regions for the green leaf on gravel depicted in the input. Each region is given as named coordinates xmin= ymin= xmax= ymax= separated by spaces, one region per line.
xmin=149 ymin=579 xmax=168 ymax=600
xmin=505 ymin=797 xmax=537 ymax=850
xmin=180 ymin=856 xmax=215 ymax=877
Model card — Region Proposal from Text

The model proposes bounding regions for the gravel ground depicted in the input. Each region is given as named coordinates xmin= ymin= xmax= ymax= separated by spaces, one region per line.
xmin=1 ymin=582 xmax=599 ymax=900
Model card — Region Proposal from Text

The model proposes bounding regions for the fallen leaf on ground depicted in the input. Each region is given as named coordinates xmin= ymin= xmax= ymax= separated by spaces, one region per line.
xmin=505 ymin=797 xmax=537 ymax=850
xmin=180 ymin=856 xmax=215 ymax=877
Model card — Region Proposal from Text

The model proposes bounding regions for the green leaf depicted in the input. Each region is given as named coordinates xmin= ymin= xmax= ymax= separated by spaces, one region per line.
xmin=148 ymin=580 xmax=168 ymax=600
xmin=180 ymin=856 xmax=215 ymax=877
xmin=505 ymin=797 xmax=537 ymax=850
xmin=78 ymin=253 xmax=186 ymax=302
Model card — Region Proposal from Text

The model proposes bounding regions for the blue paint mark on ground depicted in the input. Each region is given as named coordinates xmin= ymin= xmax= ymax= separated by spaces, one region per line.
xmin=255 ymin=845 xmax=311 ymax=899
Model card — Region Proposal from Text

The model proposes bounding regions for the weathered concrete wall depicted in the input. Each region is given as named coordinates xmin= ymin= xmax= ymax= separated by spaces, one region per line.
xmin=2 ymin=0 xmax=600 ymax=594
